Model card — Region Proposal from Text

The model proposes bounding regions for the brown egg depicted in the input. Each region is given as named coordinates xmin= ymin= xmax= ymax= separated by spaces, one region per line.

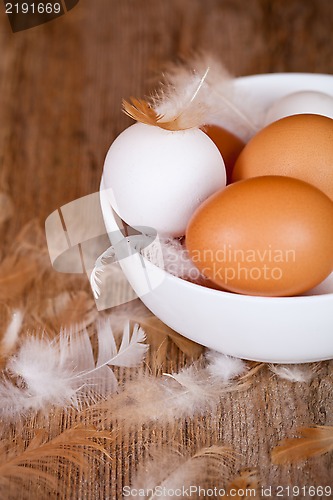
xmin=232 ymin=114 xmax=333 ymax=200
xmin=186 ymin=176 xmax=333 ymax=297
xmin=202 ymin=124 xmax=245 ymax=183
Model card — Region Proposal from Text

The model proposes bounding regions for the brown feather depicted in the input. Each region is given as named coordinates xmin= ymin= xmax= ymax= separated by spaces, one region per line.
xmin=0 ymin=424 xmax=113 ymax=496
xmin=0 ymin=255 xmax=39 ymax=301
xmin=239 ymin=362 xmax=265 ymax=382
xmin=271 ymin=426 xmax=333 ymax=464
xmin=122 ymin=97 xmax=162 ymax=126
xmin=11 ymin=219 xmax=47 ymax=253
xmin=122 ymin=97 xmax=198 ymax=131
xmin=138 ymin=315 xmax=204 ymax=363
xmin=88 ymin=356 xmax=256 ymax=428
xmin=42 ymin=291 xmax=98 ymax=332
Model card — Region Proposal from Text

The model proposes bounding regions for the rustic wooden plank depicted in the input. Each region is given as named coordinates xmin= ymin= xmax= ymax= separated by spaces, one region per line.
xmin=0 ymin=1 xmax=332 ymax=498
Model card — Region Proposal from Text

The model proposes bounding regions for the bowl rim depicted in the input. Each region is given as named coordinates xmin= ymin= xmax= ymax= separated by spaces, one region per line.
xmin=141 ymin=253 xmax=333 ymax=303
xmin=234 ymin=71 xmax=333 ymax=80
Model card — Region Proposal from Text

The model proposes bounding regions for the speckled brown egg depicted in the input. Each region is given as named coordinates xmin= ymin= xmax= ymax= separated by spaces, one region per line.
xmin=232 ymin=114 xmax=333 ymax=200
xmin=186 ymin=176 xmax=333 ymax=297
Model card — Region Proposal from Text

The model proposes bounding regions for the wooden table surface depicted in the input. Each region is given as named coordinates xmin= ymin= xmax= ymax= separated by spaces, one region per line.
xmin=0 ymin=1 xmax=333 ymax=499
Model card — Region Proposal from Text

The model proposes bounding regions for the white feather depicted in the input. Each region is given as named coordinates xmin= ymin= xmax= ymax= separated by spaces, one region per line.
xmin=90 ymin=246 xmax=116 ymax=299
xmin=130 ymin=445 xmax=234 ymax=499
xmin=1 ymin=309 xmax=24 ymax=355
xmin=154 ymin=53 xmax=260 ymax=140
xmin=96 ymin=319 xmax=148 ymax=367
xmin=269 ymin=364 xmax=315 ymax=383
xmin=141 ymin=236 xmax=201 ymax=281
xmin=205 ymin=351 xmax=247 ymax=382
xmin=98 ymin=360 xmax=253 ymax=428
xmin=141 ymin=237 xmax=221 ymax=291
xmin=102 ymin=299 xmax=152 ymax=333
xmin=0 ymin=320 xmax=148 ymax=421
xmin=154 ymin=65 xmax=211 ymax=130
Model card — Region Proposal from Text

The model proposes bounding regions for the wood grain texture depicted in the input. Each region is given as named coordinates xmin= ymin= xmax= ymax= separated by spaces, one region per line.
xmin=0 ymin=0 xmax=333 ymax=498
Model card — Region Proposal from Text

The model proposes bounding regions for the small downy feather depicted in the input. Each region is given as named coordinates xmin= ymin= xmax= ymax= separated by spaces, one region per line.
xmin=155 ymin=53 xmax=260 ymax=140
xmin=142 ymin=236 xmax=204 ymax=283
xmin=98 ymin=300 xmax=203 ymax=373
xmin=103 ymin=299 xmax=153 ymax=333
xmin=123 ymin=53 xmax=259 ymax=140
xmin=123 ymin=65 xmax=210 ymax=131
xmin=90 ymin=246 xmax=116 ymax=299
xmin=269 ymin=364 xmax=316 ymax=383
xmin=0 ymin=319 xmax=148 ymax=421
xmin=130 ymin=444 xmax=235 ymax=498
xmin=205 ymin=351 xmax=248 ymax=382
xmin=1 ymin=309 xmax=24 ymax=357
xmin=271 ymin=426 xmax=333 ymax=464
xmin=90 ymin=356 xmax=259 ymax=428
xmin=97 ymin=319 xmax=148 ymax=367
xmin=123 ymin=67 xmax=210 ymax=131
xmin=0 ymin=424 xmax=113 ymax=496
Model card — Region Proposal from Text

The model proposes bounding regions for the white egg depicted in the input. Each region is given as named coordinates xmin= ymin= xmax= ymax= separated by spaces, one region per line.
xmin=265 ymin=90 xmax=333 ymax=125
xmin=102 ymin=122 xmax=226 ymax=236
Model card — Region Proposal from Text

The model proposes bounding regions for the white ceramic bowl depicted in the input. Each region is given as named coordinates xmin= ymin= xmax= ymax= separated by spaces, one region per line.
xmin=100 ymin=73 xmax=333 ymax=363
